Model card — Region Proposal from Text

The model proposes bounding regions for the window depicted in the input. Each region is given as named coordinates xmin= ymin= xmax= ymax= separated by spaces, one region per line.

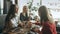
xmin=0 ymin=0 xmax=3 ymax=15
xmin=42 ymin=0 xmax=60 ymax=26
xmin=0 ymin=0 xmax=1 ymax=14
xmin=18 ymin=0 xmax=41 ymax=19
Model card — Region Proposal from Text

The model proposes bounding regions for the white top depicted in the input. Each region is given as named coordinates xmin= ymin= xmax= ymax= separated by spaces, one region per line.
xmin=11 ymin=13 xmax=19 ymax=27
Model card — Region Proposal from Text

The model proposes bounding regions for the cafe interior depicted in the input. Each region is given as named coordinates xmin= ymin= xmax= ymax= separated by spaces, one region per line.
xmin=0 ymin=0 xmax=60 ymax=34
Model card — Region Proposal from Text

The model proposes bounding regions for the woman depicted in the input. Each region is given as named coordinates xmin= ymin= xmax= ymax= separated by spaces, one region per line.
xmin=3 ymin=4 xmax=19 ymax=33
xmin=20 ymin=6 xmax=29 ymax=22
xmin=38 ymin=6 xmax=57 ymax=34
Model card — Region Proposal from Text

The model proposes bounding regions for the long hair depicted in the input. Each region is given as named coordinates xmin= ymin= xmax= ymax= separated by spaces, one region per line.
xmin=5 ymin=4 xmax=16 ymax=23
xmin=23 ymin=6 xmax=28 ymax=13
xmin=38 ymin=6 xmax=49 ymax=23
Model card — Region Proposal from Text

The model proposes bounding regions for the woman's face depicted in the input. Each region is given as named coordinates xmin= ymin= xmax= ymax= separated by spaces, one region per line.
xmin=23 ymin=6 xmax=28 ymax=13
xmin=15 ymin=5 xmax=18 ymax=13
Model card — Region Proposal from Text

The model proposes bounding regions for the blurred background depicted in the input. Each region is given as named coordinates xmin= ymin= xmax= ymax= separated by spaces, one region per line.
xmin=0 ymin=0 xmax=60 ymax=34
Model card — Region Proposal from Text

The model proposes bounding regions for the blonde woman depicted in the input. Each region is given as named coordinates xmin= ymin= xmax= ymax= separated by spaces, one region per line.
xmin=20 ymin=6 xmax=29 ymax=22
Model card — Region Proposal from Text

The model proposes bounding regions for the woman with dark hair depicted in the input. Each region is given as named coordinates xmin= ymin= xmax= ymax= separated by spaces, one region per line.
xmin=3 ymin=4 xmax=19 ymax=33
xmin=38 ymin=6 xmax=57 ymax=34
